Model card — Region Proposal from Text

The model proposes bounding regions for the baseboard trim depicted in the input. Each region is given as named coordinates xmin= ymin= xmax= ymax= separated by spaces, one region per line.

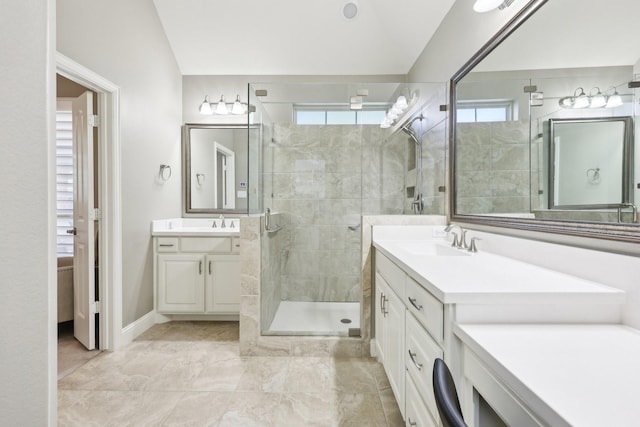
xmin=120 ymin=310 xmax=156 ymax=347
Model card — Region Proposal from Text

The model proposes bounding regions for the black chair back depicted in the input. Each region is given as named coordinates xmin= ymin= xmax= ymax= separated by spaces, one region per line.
xmin=432 ymin=358 xmax=467 ymax=427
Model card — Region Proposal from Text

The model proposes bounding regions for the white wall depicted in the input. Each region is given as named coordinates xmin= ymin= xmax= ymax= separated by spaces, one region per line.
xmin=408 ymin=0 xmax=529 ymax=82
xmin=57 ymin=0 xmax=183 ymax=326
xmin=0 ymin=1 xmax=55 ymax=425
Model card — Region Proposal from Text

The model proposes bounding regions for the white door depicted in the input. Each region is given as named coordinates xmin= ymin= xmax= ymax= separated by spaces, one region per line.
xmin=72 ymin=91 xmax=96 ymax=350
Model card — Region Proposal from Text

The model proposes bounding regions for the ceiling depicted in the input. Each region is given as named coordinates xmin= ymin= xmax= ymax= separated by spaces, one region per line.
xmin=475 ymin=0 xmax=640 ymax=73
xmin=152 ymin=0 xmax=456 ymax=76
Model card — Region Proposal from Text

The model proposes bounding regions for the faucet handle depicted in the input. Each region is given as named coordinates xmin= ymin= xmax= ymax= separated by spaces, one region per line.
xmin=450 ymin=231 xmax=459 ymax=248
xmin=468 ymin=237 xmax=481 ymax=253
xmin=459 ymin=230 xmax=468 ymax=249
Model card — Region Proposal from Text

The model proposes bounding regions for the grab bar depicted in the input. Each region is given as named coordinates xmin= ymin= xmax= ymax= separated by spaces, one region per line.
xmin=617 ymin=203 xmax=637 ymax=223
xmin=264 ymin=208 xmax=283 ymax=233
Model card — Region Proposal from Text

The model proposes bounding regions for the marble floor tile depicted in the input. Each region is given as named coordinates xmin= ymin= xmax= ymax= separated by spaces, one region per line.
xmin=218 ymin=391 xmax=282 ymax=427
xmin=235 ymin=357 xmax=290 ymax=392
xmin=161 ymin=391 xmax=231 ymax=427
xmin=276 ymin=392 xmax=340 ymax=427
xmin=58 ymin=321 xmax=403 ymax=426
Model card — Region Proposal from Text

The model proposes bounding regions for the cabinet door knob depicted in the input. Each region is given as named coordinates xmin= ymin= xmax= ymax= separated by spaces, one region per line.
xmin=209 ymin=261 xmax=212 ymax=275
xmin=199 ymin=261 xmax=203 ymax=275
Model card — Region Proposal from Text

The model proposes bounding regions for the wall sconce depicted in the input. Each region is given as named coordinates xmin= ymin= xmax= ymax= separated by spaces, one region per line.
xmin=559 ymin=86 xmax=625 ymax=109
xmin=199 ymin=94 xmax=248 ymax=115
xmin=473 ymin=0 xmax=514 ymax=13
xmin=380 ymin=95 xmax=409 ymax=128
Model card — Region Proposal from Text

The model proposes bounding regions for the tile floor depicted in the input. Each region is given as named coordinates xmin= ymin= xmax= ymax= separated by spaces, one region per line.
xmin=58 ymin=321 xmax=102 ymax=380
xmin=58 ymin=321 xmax=404 ymax=426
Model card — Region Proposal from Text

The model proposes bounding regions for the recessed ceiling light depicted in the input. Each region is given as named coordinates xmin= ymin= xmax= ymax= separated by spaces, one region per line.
xmin=343 ymin=1 xmax=358 ymax=20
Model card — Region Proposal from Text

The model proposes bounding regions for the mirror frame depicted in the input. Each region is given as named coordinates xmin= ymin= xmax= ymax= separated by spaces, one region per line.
xmin=182 ymin=123 xmax=249 ymax=216
xmin=448 ymin=0 xmax=640 ymax=243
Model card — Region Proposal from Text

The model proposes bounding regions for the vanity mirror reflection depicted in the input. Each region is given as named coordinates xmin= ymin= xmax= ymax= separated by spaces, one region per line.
xmin=183 ymin=124 xmax=251 ymax=215
xmin=450 ymin=0 xmax=640 ymax=242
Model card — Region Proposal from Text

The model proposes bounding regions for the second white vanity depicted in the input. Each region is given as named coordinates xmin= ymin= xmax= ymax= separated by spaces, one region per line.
xmin=152 ymin=218 xmax=241 ymax=318
xmin=371 ymin=225 xmax=627 ymax=426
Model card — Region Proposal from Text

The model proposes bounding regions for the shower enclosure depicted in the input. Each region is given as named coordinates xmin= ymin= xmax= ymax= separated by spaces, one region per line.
xmin=248 ymin=82 xmax=447 ymax=337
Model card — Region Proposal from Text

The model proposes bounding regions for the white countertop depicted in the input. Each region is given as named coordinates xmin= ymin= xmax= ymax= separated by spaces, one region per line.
xmin=151 ymin=218 xmax=240 ymax=237
xmin=455 ymin=323 xmax=640 ymax=427
xmin=373 ymin=235 xmax=624 ymax=305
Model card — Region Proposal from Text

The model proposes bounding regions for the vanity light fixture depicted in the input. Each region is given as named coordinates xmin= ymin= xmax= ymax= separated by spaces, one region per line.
xmin=473 ymin=0 xmax=513 ymax=13
xmin=589 ymin=87 xmax=606 ymax=109
xmin=215 ymin=95 xmax=228 ymax=115
xmin=199 ymin=94 xmax=248 ymax=115
xmin=573 ymin=87 xmax=590 ymax=108
xmin=231 ymin=95 xmax=246 ymax=115
xmin=380 ymin=95 xmax=410 ymax=128
xmin=606 ymin=89 xmax=623 ymax=108
xmin=199 ymin=95 xmax=213 ymax=115
xmin=558 ymin=86 xmax=626 ymax=109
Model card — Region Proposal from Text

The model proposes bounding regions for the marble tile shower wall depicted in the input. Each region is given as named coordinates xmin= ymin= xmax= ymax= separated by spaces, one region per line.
xmin=263 ymin=124 xmax=407 ymax=303
xmin=456 ymin=120 xmax=534 ymax=214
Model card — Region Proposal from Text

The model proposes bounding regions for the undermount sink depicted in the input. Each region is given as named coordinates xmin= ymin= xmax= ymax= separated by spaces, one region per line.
xmin=400 ymin=240 xmax=471 ymax=257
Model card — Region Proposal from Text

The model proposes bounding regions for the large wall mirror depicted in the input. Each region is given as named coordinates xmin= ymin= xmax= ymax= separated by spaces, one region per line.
xmin=450 ymin=0 xmax=640 ymax=242
xmin=183 ymin=124 xmax=251 ymax=215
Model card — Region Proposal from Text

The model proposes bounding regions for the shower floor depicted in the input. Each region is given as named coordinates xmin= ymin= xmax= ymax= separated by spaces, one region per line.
xmin=267 ymin=301 xmax=360 ymax=336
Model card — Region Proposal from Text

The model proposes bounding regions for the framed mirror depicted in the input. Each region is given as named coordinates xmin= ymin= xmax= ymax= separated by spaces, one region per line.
xmin=183 ymin=124 xmax=249 ymax=215
xmin=548 ymin=117 xmax=633 ymax=210
xmin=450 ymin=0 xmax=640 ymax=242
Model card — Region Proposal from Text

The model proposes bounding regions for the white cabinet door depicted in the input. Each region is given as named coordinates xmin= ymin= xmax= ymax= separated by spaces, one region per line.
xmin=385 ymin=284 xmax=406 ymax=417
xmin=374 ymin=273 xmax=387 ymax=364
xmin=205 ymin=254 xmax=240 ymax=313
xmin=157 ymin=254 xmax=205 ymax=313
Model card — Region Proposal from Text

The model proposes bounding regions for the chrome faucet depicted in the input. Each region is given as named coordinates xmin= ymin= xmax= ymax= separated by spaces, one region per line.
xmin=219 ymin=214 xmax=226 ymax=228
xmin=444 ymin=224 xmax=467 ymax=249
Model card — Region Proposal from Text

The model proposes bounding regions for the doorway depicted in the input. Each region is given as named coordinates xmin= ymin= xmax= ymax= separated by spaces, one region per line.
xmin=55 ymin=52 xmax=123 ymax=356
xmin=56 ymin=75 xmax=100 ymax=369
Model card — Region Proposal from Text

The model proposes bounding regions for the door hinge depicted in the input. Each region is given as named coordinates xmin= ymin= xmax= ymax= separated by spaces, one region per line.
xmin=88 ymin=115 xmax=100 ymax=127
xmin=89 ymin=208 xmax=102 ymax=221
xmin=93 ymin=301 xmax=101 ymax=314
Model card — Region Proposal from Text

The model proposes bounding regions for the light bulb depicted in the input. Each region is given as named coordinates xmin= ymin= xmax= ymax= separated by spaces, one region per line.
xmin=215 ymin=95 xmax=228 ymax=115
xmin=573 ymin=88 xmax=589 ymax=108
xmin=606 ymin=92 xmax=623 ymax=108
xmin=590 ymin=94 xmax=606 ymax=108
xmin=395 ymin=95 xmax=408 ymax=110
xmin=199 ymin=96 xmax=213 ymax=115
xmin=473 ymin=0 xmax=504 ymax=13
xmin=231 ymin=95 xmax=245 ymax=115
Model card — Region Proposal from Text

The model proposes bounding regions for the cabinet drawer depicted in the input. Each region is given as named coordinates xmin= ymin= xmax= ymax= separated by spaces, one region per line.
xmin=181 ymin=237 xmax=231 ymax=253
xmin=406 ymin=276 xmax=444 ymax=343
xmin=376 ymin=252 xmax=405 ymax=299
xmin=406 ymin=311 xmax=443 ymax=421
xmin=156 ymin=237 xmax=179 ymax=252
xmin=406 ymin=373 xmax=438 ymax=427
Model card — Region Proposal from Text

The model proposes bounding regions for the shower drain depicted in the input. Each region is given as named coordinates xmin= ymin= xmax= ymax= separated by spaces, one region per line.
xmin=340 ymin=318 xmax=352 ymax=324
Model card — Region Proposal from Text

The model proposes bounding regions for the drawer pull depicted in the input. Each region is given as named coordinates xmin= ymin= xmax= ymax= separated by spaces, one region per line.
xmin=380 ymin=293 xmax=384 ymax=314
xmin=383 ymin=296 xmax=388 ymax=316
xmin=408 ymin=297 xmax=423 ymax=311
xmin=408 ymin=349 xmax=423 ymax=370
xmin=159 ymin=244 xmax=174 ymax=247
xmin=408 ymin=418 xmax=417 ymax=427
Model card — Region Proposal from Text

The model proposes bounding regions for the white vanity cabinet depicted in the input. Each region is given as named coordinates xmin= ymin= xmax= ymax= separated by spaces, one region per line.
xmin=154 ymin=235 xmax=240 ymax=315
xmin=374 ymin=250 xmax=446 ymax=426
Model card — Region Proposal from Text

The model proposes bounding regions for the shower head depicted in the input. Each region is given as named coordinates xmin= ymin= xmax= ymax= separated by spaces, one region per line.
xmin=400 ymin=114 xmax=425 ymax=145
